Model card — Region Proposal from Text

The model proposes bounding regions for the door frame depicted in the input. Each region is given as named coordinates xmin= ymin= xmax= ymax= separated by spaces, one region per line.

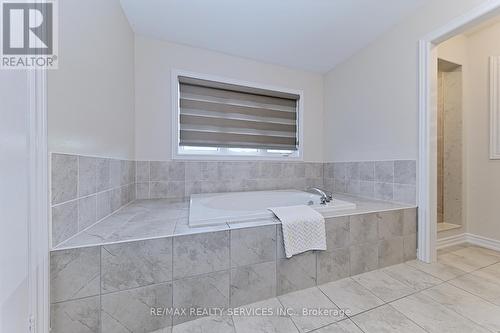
xmin=418 ymin=0 xmax=500 ymax=262
xmin=28 ymin=67 xmax=49 ymax=333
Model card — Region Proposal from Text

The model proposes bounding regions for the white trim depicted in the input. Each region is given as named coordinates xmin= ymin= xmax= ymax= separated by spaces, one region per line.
xmin=418 ymin=0 xmax=500 ymax=263
xmin=27 ymin=68 xmax=49 ymax=333
xmin=437 ymin=233 xmax=467 ymax=249
xmin=170 ymin=69 xmax=304 ymax=161
xmin=466 ymin=233 xmax=500 ymax=252
xmin=437 ymin=233 xmax=500 ymax=252
xmin=490 ymin=56 xmax=500 ymax=159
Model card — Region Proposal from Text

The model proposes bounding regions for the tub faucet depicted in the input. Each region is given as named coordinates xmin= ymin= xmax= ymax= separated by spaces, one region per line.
xmin=307 ymin=187 xmax=333 ymax=204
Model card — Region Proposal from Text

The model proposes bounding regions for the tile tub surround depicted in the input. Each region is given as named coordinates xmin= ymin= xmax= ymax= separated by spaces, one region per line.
xmin=136 ymin=160 xmax=325 ymax=199
xmin=53 ymin=193 xmax=414 ymax=250
xmin=51 ymin=153 xmax=136 ymax=247
xmin=324 ymin=160 xmax=417 ymax=204
xmin=49 ymin=207 xmax=417 ymax=331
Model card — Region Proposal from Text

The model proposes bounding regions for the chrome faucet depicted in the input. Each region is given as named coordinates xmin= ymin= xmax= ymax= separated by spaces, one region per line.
xmin=307 ymin=187 xmax=333 ymax=204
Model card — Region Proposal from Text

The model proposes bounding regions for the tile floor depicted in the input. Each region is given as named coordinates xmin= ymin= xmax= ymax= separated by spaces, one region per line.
xmin=162 ymin=243 xmax=500 ymax=333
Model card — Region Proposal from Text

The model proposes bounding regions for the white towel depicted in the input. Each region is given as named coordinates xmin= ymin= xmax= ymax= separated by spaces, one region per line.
xmin=269 ymin=205 xmax=327 ymax=258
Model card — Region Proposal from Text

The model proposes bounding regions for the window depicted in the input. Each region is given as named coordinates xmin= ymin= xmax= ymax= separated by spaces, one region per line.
xmin=172 ymin=72 xmax=302 ymax=159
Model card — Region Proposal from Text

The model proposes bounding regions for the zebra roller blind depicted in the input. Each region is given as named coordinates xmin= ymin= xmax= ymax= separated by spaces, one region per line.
xmin=178 ymin=76 xmax=300 ymax=150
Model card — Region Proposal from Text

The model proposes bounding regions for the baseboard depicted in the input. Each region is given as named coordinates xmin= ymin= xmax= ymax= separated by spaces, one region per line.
xmin=437 ymin=232 xmax=500 ymax=252
xmin=466 ymin=233 xmax=500 ymax=252
xmin=437 ymin=233 xmax=467 ymax=249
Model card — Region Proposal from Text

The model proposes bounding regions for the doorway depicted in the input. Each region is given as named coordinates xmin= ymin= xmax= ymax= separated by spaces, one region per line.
xmin=418 ymin=1 xmax=500 ymax=263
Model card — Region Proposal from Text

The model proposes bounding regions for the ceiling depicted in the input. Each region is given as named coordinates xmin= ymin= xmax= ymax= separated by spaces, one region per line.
xmin=120 ymin=0 xmax=428 ymax=73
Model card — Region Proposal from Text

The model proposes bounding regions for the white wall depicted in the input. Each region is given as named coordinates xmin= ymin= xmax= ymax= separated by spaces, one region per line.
xmin=48 ymin=0 xmax=135 ymax=159
xmin=323 ymin=0 xmax=487 ymax=162
xmin=134 ymin=36 xmax=324 ymax=162
xmin=0 ymin=72 xmax=30 ymax=333
xmin=462 ymin=21 xmax=500 ymax=241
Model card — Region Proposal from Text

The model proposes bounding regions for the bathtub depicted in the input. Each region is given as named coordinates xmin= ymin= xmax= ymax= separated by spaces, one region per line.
xmin=189 ymin=189 xmax=356 ymax=227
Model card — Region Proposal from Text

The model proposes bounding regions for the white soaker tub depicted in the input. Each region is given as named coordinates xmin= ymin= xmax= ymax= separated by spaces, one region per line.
xmin=189 ymin=189 xmax=356 ymax=227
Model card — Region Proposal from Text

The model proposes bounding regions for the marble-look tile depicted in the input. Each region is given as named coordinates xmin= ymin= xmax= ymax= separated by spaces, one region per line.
xmin=96 ymin=190 xmax=112 ymax=220
xmin=276 ymin=226 xmax=287 ymax=259
xmin=374 ymin=161 xmax=394 ymax=183
xmin=448 ymin=273 xmax=500 ymax=306
xmin=120 ymin=160 xmax=134 ymax=185
xmin=78 ymin=156 xmax=97 ymax=197
xmin=173 ymin=231 xmax=229 ymax=279
xmin=231 ymin=298 xmax=299 ymax=333
xmin=151 ymin=181 xmax=169 ymax=198
xmin=152 ymin=327 xmax=173 ymax=333
xmin=96 ymin=157 xmax=111 ymax=192
xmin=405 ymin=260 xmax=466 ymax=281
xmin=110 ymin=218 xmax=177 ymax=242
xmin=50 ymin=247 xmax=100 ymax=303
xmin=325 ymin=217 xmax=350 ymax=250
xmin=109 ymin=188 xmax=120 ymax=213
xmin=101 ymin=238 xmax=173 ymax=293
xmin=278 ymin=287 xmax=344 ymax=332
xmin=51 ymin=153 xmax=78 ymax=204
xmin=258 ymin=162 xmax=282 ymax=179
xmin=374 ymin=182 xmax=393 ymax=201
xmin=151 ymin=161 xmax=185 ymax=181
xmin=101 ymin=282 xmax=173 ymax=332
xmin=151 ymin=181 xmax=186 ymax=199
xmin=231 ymin=225 xmax=276 ymax=267
xmin=50 ymin=296 xmax=99 ymax=333
xmin=359 ymin=181 xmax=374 ymax=198
xmin=403 ymin=234 xmax=417 ymax=261
xmin=383 ymin=263 xmax=442 ymax=291
xmin=346 ymin=162 xmax=360 ymax=180
xmin=277 ymin=251 xmax=316 ymax=295
xmin=352 ymin=304 xmax=426 ymax=333
xmin=318 ymin=278 xmax=384 ymax=316
xmin=452 ymin=247 xmax=500 ymax=267
xmin=472 ymin=262 xmax=500 ymax=284
xmin=333 ymin=163 xmax=346 ymax=181
xmin=469 ymin=245 xmax=500 ymax=258
xmin=174 ymin=221 xmax=229 ymax=237
xmin=346 ymin=179 xmax=360 ymax=195
xmin=403 ymin=209 xmax=417 ymax=235
xmin=391 ymin=293 xmax=490 ymax=333
xmin=173 ymin=271 xmax=230 ymax=324
xmin=349 ymin=242 xmax=378 ymax=275
xmin=377 ymin=210 xmax=403 ymax=240
xmin=393 ymin=184 xmax=416 ymax=204
xmin=317 ymin=248 xmax=350 ymax=284
xmin=306 ymin=162 xmax=324 ymax=179
xmin=313 ymin=319 xmax=363 ymax=333
xmin=109 ymin=159 xmax=122 ymax=188
xmin=136 ymin=182 xmax=150 ymax=199
xmin=52 ymin=201 xmax=78 ymax=246
xmin=394 ymin=160 xmax=416 ymax=185
xmin=351 ymin=269 xmax=415 ymax=302
xmin=423 ymin=283 xmax=500 ymax=332
xmin=78 ymin=195 xmax=96 ymax=231
xmin=378 ymin=238 xmax=404 ymax=268
xmin=438 ymin=252 xmax=488 ymax=272
xmin=172 ymin=316 xmax=235 ymax=333
xmin=136 ymin=160 xmax=150 ymax=182
xmin=119 ymin=186 xmax=130 ymax=207
xmin=438 ymin=243 xmax=470 ymax=254
xmin=349 ymin=214 xmax=378 ymax=245
xmin=333 ymin=178 xmax=347 ymax=193
xmin=185 ymin=161 xmax=218 ymax=182
xmin=230 ymin=261 xmax=276 ymax=307
xmin=359 ymin=162 xmax=375 ymax=181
